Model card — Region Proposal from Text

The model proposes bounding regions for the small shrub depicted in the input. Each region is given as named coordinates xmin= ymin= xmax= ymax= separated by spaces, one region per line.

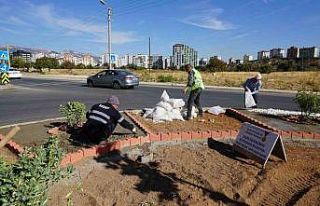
xmin=0 ymin=136 xmax=73 ymax=206
xmin=294 ymin=91 xmax=320 ymax=119
xmin=157 ymin=74 xmax=176 ymax=82
xmin=59 ymin=101 xmax=86 ymax=128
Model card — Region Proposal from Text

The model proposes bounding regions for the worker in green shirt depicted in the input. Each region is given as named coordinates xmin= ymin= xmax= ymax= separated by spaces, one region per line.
xmin=183 ymin=64 xmax=205 ymax=120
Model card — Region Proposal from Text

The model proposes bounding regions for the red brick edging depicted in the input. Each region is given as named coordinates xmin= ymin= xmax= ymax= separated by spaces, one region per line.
xmin=1 ymin=109 xmax=320 ymax=167
xmin=226 ymin=108 xmax=278 ymax=132
xmin=0 ymin=134 xmax=24 ymax=154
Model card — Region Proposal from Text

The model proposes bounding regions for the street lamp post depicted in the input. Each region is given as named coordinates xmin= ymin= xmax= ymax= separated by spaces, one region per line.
xmin=100 ymin=0 xmax=112 ymax=70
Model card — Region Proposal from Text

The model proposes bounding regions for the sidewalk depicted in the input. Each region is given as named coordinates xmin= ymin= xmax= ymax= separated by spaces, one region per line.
xmin=22 ymin=72 xmax=297 ymax=94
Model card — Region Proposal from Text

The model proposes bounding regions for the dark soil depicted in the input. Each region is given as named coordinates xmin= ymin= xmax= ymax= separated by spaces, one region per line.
xmin=129 ymin=112 xmax=242 ymax=133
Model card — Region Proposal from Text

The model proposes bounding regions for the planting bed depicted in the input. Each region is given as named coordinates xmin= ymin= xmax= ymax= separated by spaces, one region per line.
xmin=128 ymin=111 xmax=242 ymax=133
xmin=47 ymin=140 xmax=320 ymax=206
xmin=0 ymin=113 xmax=145 ymax=153
xmin=240 ymin=110 xmax=320 ymax=133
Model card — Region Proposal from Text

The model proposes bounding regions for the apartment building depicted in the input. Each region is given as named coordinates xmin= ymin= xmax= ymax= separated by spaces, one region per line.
xmin=172 ymin=44 xmax=198 ymax=69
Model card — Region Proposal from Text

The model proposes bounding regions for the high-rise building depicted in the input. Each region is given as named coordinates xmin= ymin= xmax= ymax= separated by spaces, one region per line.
xmin=11 ymin=50 xmax=32 ymax=62
xmin=287 ymin=46 xmax=299 ymax=59
xmin=172 ymin=44 xmax=198 ymax=69
xmin=83 ymin=54 xmax=98 ymax=66
xmin=243 ymin=54 xmax=254 ymax=62
xmin=270 ymin=48 xmax=285 ymax=58
xmin=133 ymin=54 xmax=149 ymax=68
xmin=257 ymin=50 xmax=270 ymax=60
xmin=31 ymin=52 xmax=45 ymax=62
xmin=151 ymin=55 xmax=163 ymax=69
xmin=101 ymin=53 xmax=118 ymax=67
xmin=163 ymin=56 xmax=172 ymax=69
xmin=299 ymin=47 xmax=319 ymax=58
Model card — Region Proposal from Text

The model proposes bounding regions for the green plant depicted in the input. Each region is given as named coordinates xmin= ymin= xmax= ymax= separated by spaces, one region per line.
xmin=0 ymin=136 xmax=73 ymax=206
xmin=294 ymin=91 xmax=320 ymax=119
xmin=59 ymin=101 xmax=86 ymax=128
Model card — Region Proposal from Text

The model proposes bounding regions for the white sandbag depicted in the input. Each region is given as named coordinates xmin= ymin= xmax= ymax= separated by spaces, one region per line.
xmin=156 ymin=101 xmax=173 ymax=111
xmin=143 ymin=108 xmax=154 ymax=118
xmin=182 ymin=106 xmax=197 ymax=119
xmin=160 ymin=90 xmax=170 ymax=102
xmin=152 ymin=106 xmax=172 ymax=122
xmin=208 ymin=106 xmax=225 ymax=115
xmin=169 ymin=108 xmax=184 ymax=121
xmin=245 ymin=91 xmax=256 ymax=108
xmin=168 ymin=99 xmax=185 ymax=108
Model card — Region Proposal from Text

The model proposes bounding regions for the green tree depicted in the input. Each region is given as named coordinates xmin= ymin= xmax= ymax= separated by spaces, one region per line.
xmin=206 ymin=58 xmax=227 ymax=72
xmin=75 ymin=63 xmax=86 ymax=69
xmin=61 ymin=61 xmax=75 ymax=69
xmin=11 ymin=57 xmax=26 ymax=68
xmin=34 ymin=57 xmax=59 ymax=70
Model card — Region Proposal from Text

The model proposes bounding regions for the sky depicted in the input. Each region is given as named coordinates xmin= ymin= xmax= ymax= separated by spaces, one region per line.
xmin=0 ymin=0 xmax=319 ymax=60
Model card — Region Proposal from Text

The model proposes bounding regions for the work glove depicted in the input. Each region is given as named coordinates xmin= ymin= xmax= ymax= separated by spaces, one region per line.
xmin=132 ymin=127 xmax=137 ymax=133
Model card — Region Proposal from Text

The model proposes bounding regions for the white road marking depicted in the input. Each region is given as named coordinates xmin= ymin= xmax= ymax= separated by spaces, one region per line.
xmin=14 ymin=81 xmax=83 ymax=87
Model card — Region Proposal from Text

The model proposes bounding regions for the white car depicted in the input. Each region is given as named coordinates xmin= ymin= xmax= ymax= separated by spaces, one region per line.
xmin=8 ymin=69 xmax=22 ymax=79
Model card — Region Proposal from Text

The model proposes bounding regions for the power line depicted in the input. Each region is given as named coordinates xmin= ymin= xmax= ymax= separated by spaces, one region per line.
xmin=113 ymin=0 xmax=169 ymax=17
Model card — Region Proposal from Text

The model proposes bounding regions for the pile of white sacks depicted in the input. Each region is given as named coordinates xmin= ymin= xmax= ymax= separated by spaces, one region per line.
xmin=143 ymin=90 xmax=197 ymax=123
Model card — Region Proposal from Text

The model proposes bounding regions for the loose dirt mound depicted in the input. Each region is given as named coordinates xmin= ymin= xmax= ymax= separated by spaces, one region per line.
xmin=48 ymin=141 xmax=320 ymax=206
xmin=130 ymin=112 xmax=242 ymax=133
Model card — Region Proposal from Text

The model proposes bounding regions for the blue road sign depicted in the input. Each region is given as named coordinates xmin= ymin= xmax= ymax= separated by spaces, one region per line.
xmin=0 ymin=50 xmax=10 ymax=72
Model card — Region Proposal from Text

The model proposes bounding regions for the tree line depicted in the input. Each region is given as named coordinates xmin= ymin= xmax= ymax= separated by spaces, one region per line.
xmin=197 ymin=57 xmax=320 ymax=73
xmin=11 ymin=56 xmax=320 ymax=73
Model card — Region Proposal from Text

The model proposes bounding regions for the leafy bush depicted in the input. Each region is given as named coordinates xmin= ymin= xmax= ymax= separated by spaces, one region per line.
xmin=294 ymin=91 xmax=320 ymax=119
xmin=0 ymin=136 xmax=73 ymax=206
xmin=157 ymin=74 xmax=176 ymax=82
xmin=59 ymin=101 xmax=86 ymax=128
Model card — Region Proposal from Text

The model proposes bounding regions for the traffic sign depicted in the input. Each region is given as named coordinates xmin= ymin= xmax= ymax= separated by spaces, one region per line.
xmin=0 ymin=51 xmax=10 ymax=72
xmin=1 ymin=72 xmax=10 ymax=85
xmin=233 ymin=122 xmax=287 ymax=168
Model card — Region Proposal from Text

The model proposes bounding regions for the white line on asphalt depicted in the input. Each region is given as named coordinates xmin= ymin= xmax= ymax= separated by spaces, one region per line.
xmin=15 ymin=81 xmax=83 ymax=87
xmin=0 ymin=117 xmax=66 ymax=129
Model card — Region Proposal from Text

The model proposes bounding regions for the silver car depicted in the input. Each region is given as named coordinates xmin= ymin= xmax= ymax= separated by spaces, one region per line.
xmin=87 ymin=69 xmax=139 ymax=89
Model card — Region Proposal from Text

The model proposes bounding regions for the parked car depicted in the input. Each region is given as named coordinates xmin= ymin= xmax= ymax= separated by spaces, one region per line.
xmin=87 ymin=69 xmax=139 ymax=89
xmin=8 ymin=69 xmax=22 ymax=79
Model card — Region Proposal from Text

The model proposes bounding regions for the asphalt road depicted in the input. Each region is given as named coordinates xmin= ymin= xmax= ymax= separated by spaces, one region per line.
xmin=0 ymin=77 xmax=298 ymax=126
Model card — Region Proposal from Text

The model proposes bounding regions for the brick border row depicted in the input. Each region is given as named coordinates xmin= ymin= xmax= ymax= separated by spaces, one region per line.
xmin=1 ymin=109 xmax=319 ymax=167
xmin=0 ymin=134 xmax=24 ymax=154
xmin=226 ymin=108 xmax=278 ymax=132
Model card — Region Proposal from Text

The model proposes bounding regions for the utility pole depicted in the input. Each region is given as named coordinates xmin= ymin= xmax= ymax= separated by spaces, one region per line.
xmin=148 ymin=37 xmax=151 ymax=69
xmin=108 ymin=7 xmax=112 ymax=70
xmin=6 ymin=45 xmax=11 ymax=70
